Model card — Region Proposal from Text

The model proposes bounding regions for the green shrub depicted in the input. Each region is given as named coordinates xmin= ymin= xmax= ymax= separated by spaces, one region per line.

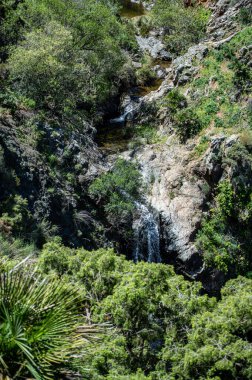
xmin=5 ymin=0 xmax=130 ymax=114
xmin=133 ymin=124 xmax=159 ymax=144
xmin=193 ymin=136 xmax=210 ymax=157
xmin=238 ymin=7 xmax=252 ymax=25
xmin=196 ymin=180 xmax=250 ymax=273
xmin=174 ymin=108 xmax=202 ymax=142
xmin=136 ymin=55 xmax=157 ymax=86
xmin=161 ymin=89 xmax=187 ymax=114
xmin=39 ymin=237 xmax=72 ymax=276
xmin=89 ymin=159 xmax=142 ymax=226
xmin=170 ymin=277 xmax=252 ymax=380
xmin=0 ymin=195 xmax=32 ymax=237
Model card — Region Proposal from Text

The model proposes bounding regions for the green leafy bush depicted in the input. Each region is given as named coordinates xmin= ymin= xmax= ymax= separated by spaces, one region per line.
xmin=238 ymin=6 xmax=252 ymax=25
xmin=161 ymin=89 xmax=187 ymax=114
xmin=169 ymin=276 xmax=252 ymax=380
xmin=173 ymin=108 xmax=202 ymax=142
xmin=0 ymin=195 xmax=32 ymax=237
xmin=196 ymin=180 xmax=251 ymax=273
xmin=89 ymin=159 xmax=142 ymax=225
xmin=4 ymin=0 xmax=132 ymax=114
xmin=8 ymin=20 xmax=124 ymax=112
xmin=136 ymin=55 xmax=157 ymax=86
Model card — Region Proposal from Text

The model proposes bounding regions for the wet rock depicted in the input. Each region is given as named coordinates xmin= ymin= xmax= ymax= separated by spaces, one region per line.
xmin=153 ymin=65 xmax=166 ymax=79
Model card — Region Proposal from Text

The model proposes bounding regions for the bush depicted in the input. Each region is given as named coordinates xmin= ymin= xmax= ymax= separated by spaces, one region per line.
xmin=238 ymin=7 xmax=252 ymax=25
xmin=5 ymin=0 xmax=130 ymax=114
xmin=196 ymin=180 xmax=251 ymax=273
xmin=161 ymin=89 xmax=187 ymax=114
xmin=89 ymin=159 xmax=142 ymax=226
xmin=152 ymin=0 xmax=210 ymax=54
xmin=8 ymin=20 xmax=124 ymax=112
xmin=173 ymin=108 xmax=202 ymax=142
xmin=136 ymin=55 xmax=157 ymax=86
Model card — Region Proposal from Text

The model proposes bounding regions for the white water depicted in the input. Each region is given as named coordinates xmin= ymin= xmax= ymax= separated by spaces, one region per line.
xmin=133 ymin=201 xmax=161 ymax=263
xmin=110 ymin=97 xmax=140 ymax=125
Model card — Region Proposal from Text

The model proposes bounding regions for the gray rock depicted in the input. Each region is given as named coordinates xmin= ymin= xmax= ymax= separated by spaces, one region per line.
xmin=136 ymin=35 xmax=172 ymax=60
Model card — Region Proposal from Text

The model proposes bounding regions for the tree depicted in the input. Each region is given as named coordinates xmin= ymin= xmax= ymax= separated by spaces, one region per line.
xmin=169 ymin=276 xmax=252 ymax=379
xmin=95 ymin=262 xmax=212 ymax=375
xmin=89 ymin=159 xmax=142 ymax=227
xmin=6 ymin=0 xmax=129 ymax=113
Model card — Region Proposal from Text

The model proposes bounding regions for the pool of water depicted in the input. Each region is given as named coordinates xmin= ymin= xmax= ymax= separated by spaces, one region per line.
xmin=120 ymin=0 xmax=145 ymax=18
xmin=96 ymin=123 xmax=133 ymax=154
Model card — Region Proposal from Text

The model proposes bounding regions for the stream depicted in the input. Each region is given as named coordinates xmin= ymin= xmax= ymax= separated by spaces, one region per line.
xmin=97 ymin=0 xmax=167 ymax=263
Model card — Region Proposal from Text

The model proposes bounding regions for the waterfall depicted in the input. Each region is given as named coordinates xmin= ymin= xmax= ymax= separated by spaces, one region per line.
xmin=133 ymin=201 xmax=161 ymax=263
xmin=119 ymin=190 xmax=161 ymax=263
xmin=110 ymin=96 xmax=140 ymax=125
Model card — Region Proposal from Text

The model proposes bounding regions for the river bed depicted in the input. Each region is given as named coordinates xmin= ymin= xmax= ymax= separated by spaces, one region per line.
xmin=96 ymin=0 xmax=169 ymax=155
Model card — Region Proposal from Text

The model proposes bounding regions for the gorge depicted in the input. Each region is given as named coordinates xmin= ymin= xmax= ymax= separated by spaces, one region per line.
xmin=0 ymin=0 xmax=251 ymax=379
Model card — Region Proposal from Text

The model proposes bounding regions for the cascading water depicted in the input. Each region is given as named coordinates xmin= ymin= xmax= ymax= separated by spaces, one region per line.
xmin=133 ymin=201 xmax=161 ymax=263
xmin=110 ymin=97 xmax=139 ymax=125
xmin=119 ymin=190 xmax=161 ymax=263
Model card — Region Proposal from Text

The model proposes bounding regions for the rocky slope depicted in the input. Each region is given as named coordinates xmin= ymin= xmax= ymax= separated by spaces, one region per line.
xmin=0 ymin=109 xmax=107 ymax=248
xmin=113 ymin=0 xmax=252 ymax=290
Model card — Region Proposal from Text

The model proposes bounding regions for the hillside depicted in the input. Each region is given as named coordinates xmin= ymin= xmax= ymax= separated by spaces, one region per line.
xmin=0 ymin=0 xmax=251 ymax=379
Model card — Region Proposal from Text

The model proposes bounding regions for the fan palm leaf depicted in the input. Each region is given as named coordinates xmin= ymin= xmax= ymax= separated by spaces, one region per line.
xmin=0 ymin=268 xmax=86 ymax=379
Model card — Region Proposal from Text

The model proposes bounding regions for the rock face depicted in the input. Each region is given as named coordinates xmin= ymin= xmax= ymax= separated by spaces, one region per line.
xmin=142 ymin=43 xmax=209 ymax=103
xmin=207 ymin=0 xmax=251 ymax=40
xmin=122 ymin=137 xmax=205 ymax=273
xmin=136 ymin=35 xmax=172 ymax=60
xmin=0 ymin=111 xmax=106 ymax=247
xmin=121 ymin=130 xmax=249 ymax=288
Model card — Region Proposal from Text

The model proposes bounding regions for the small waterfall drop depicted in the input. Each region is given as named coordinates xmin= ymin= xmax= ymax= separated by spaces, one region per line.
xmin=133 ymin=202 xmax=161 ymax=263
xmin=110 ymin=95 xmax=140 ymax=125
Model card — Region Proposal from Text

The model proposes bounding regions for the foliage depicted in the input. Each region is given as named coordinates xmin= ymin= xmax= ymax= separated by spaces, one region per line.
xmin=8 ymin=19 xmax=124 ymax=113
xmin=3 ymin=0 xmax=133 ymax=114
xmin=196 ymin=179 xmax=252 ymax=273
xmin=169 ymin=276 xmax=252 ymax=380
xmin=0 ymin=267 xmax=84 ymax=379
xmin=0 ymin=195 xmax=32 ymax=237
xmin=39 ymin=237 xmax=73 ymax=276
xmin=193 ymin=135 xmax=210 ymax=157
xmin=238 ymin=6 xmax=252 ymax=25
xmin=89 ymin=159 xmax=142 ymax=226
xmin=2 ymin=237 xmax=252 ymax=379
xmin=152 ymin=0 xmax=210 ymax=54
xmin=93 ymin=263 xmax=213 ymax=376
xmin=161 ymin=89 xmax=187 ymax=114
xmin=0 ymin=234 xmax=35 ymax=268
xmin=136 ymin=55 xmax=157 ymax=86
xmin=39 ymin=240 xmax=130 ymax=302
xmin=132 ymin=124 xmax=163 ymax=145
xmin=173 ymin=108 xmax=202 ymax=142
